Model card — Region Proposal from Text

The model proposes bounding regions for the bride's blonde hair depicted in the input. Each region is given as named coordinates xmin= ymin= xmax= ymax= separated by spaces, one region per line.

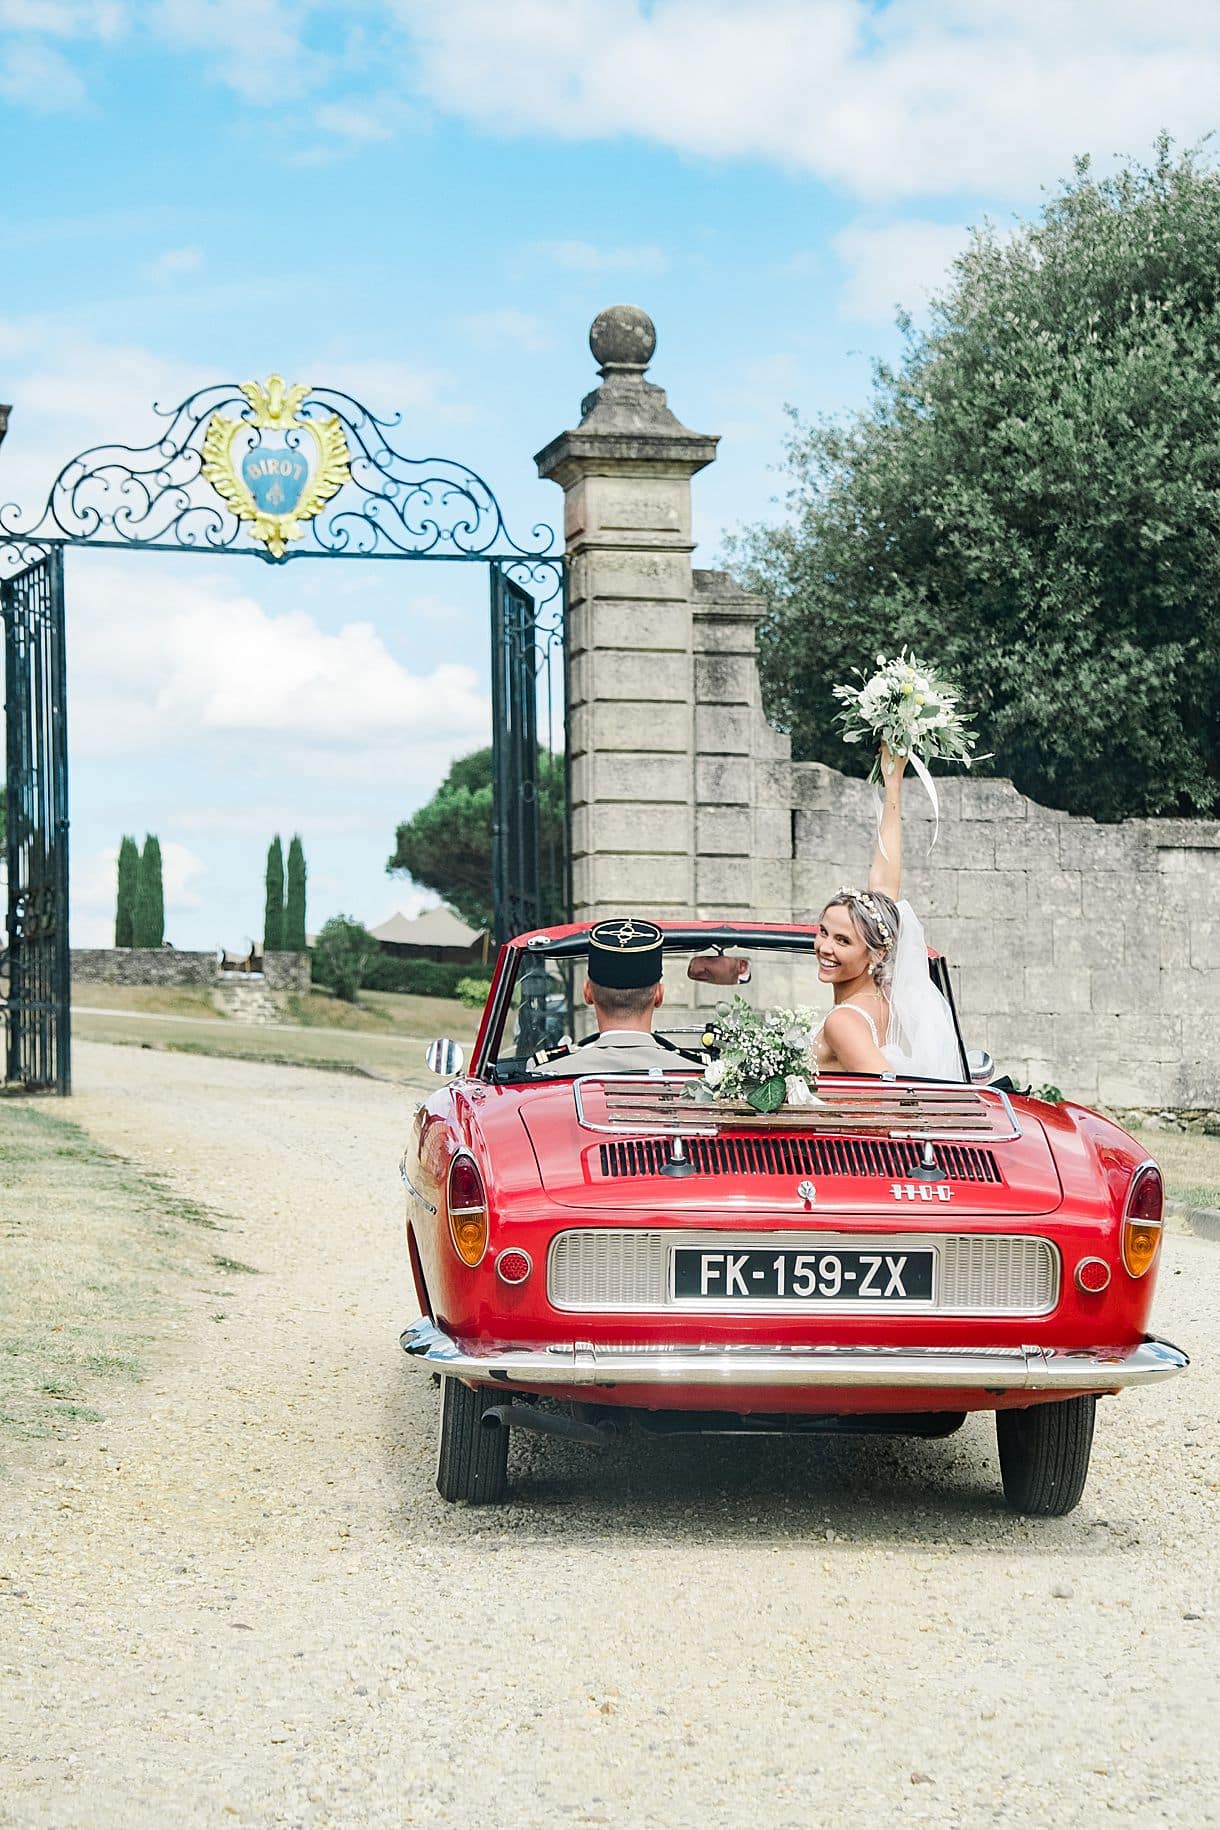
xmin=821 ymin=889 xmax=899 ymax=995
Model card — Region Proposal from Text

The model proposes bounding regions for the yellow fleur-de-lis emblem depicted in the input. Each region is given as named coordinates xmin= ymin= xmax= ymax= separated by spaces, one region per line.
xmin=201 ymin=375 xmax=351 ymax=559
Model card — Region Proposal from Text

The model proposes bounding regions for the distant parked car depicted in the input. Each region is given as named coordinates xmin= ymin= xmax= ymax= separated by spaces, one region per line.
xmin=401 ymin=921 xmax=1187 ymax=1515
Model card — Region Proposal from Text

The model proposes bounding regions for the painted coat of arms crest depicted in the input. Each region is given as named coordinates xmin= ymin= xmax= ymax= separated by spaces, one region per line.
xmin=201 ymin=375 xmax=351 ymax=559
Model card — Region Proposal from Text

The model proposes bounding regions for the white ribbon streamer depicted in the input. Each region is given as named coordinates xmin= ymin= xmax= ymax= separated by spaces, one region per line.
xmin=874 ymin=749 xmax=941 ymax=857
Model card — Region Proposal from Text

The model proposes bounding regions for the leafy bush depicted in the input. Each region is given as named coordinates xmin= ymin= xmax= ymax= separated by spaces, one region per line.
xmin=320 ymin=948 xmax=492 ymax=1001
xmin=311 ymin=915 xmax=376 ymax=1004
xmin=456 ymin=976 xmax=493 ymax=1009
xmin=731 ymin=140 xmax=1220 ymax=821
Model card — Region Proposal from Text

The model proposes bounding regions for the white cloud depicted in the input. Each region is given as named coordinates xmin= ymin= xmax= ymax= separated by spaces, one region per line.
xmin=460 ymin=308 xmax=552 ymax=353
xmin=68 ymin=560 xmax=491 ymax=763
xmin=537 ymin=239 xmax=670 ymax=276
xmin=389 ymin=0 xmax=1220 ymax=203
xmin=149 ymin=0 xmax=322 ymax=102
xmin=0 ymin=1 xmax=123 ymax=36
xmin=834 ymin=219 xmax=969 ymax=322
xmin=0 ymin=36 xmax=87 ymax=107
xmin=315 ymin=92 xmax=414 ymax=143
xmin=143 ymin=244 xmax=205 ymax=282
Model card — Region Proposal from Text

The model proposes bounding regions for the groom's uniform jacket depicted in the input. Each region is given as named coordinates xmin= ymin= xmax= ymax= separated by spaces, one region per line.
xmin=532 ymin=1027 xmax=692 ymax=1077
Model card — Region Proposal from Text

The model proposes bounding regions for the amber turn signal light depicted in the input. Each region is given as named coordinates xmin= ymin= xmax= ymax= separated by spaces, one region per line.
xmin=1121 ymin=1163 xmax=1164 ymax=1279
xmin=447 ymin=1152 xmax=488 ymax=1266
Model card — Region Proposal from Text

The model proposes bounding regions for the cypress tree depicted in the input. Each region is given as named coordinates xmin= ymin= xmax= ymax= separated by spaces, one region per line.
xmin=263 ymin=835 xmax=284 ymax=955
xmin=284 ymin=834 xmax=307 ymax=952
xmin=115 ymin=834 xmax=139 ymax=947
xmin=133 ymin=834 xmax=164 ymax=948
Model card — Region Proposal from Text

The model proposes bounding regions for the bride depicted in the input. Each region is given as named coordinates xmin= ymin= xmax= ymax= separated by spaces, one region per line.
xmin=811 ymin=744 xmax=963 ymax=1080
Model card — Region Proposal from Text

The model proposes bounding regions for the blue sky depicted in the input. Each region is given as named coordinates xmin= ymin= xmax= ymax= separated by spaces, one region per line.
xmin=2 ymin=0 xmax=1217 ymax=947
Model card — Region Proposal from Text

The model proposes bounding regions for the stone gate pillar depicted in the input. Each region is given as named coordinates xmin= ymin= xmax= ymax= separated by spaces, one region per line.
xmin=536 ymin=308 xmax=718 ymax=922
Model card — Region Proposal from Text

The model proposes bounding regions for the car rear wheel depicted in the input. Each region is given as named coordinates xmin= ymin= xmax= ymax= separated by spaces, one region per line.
xmin=435 ymin=1377 xmax=509 ymax=1504
xmin=996 ymin=1395 xmax=1096 ymax=1516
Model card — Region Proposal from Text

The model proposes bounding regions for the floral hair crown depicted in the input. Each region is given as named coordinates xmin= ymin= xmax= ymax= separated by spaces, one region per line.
xmin=832 ymin=888 xmax=894 ymax=949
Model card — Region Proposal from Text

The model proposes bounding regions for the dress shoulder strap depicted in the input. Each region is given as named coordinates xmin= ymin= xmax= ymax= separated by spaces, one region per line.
xmin=833 ymin=1002 xmax=881 ymax=1046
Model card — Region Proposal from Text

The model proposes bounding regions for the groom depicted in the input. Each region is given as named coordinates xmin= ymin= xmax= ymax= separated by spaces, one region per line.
xmin=532 ymin=917 xmax=691 ymax=1076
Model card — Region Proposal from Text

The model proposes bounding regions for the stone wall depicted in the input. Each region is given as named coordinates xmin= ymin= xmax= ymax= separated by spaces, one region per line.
xmin=72 ymin=949 xmax=310 ymax=991
xmin=542 ymin=308 xmax=1219 ymax=1108
xmin=790 ymin=772 xmax=1219 ymax=1108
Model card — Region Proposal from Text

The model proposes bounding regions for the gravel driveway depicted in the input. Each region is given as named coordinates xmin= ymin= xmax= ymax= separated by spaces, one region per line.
xmin=1 ymin=1041 xmax=1217 ymax=1829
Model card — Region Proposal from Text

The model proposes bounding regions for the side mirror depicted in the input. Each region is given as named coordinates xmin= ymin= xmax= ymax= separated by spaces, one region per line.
xmin=967 ymin=1049 xmax=995 ymax=1085
xmin=425 ymin=1038 xmax=465 ymax=1077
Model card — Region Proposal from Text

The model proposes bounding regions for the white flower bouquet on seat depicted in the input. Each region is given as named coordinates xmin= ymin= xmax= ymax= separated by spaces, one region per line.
xmin=687 ymin=996 xmax=820 ymax=1114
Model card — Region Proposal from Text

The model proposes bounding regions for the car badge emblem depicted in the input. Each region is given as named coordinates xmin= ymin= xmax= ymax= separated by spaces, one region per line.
xmin=202 ymin=374 xmax=351 ymax=559
xmin=796 ymin=1179 xmax=817 ymax=1207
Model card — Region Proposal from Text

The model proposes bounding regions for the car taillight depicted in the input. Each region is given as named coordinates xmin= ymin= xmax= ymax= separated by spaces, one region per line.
xmin=447 ymin=1153 xmax=488 ymax=1266
xmin=1121 ymin=1163 xmax=1164 ymax=1279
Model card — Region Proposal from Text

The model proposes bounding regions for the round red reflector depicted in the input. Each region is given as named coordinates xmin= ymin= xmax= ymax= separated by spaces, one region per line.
xmin=1076 ymin=1256 xmax=1111 ymax=1293
xmin=495 ymin=1248 xmax=532 ymax=1285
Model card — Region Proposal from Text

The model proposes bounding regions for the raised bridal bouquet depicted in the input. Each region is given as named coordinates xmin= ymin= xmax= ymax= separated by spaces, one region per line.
xmin=685 ymin=996 xmax=820 ymax=1115
xmin=832 ymin=647 xmax=985 ymax=836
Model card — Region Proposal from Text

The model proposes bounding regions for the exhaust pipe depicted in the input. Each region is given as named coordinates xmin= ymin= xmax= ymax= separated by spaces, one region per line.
xmin=481 ymin=1403 xmax=612 ymax=1447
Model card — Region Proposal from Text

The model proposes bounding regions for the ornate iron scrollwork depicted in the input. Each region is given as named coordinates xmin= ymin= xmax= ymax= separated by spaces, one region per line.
xmin=0 ymin=378 xmax=561 ymax=597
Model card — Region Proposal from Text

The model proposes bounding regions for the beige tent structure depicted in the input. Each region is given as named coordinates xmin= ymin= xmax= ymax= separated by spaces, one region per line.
xmin=369 ymin=906 xmax=488 ymax=964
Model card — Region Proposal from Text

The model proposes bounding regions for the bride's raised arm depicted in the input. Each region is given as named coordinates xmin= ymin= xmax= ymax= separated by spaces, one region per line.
xmin=868 ymin=742 xmax=907 ymax=901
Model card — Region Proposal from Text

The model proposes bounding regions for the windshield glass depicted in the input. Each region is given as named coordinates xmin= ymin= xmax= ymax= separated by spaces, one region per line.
xmin=488 ymin=939 xmax=830 ymax=1078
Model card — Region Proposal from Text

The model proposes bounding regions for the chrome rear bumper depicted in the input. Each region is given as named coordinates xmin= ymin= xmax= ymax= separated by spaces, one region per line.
xmin=400 ymin=1319 xmax=1187 ymax=1392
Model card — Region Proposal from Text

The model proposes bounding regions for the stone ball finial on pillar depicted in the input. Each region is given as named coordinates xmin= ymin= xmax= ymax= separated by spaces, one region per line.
xmin=589 ymin=305 xmax=657 ymax=375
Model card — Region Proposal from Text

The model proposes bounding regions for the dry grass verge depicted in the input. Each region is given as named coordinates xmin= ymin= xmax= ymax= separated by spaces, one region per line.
xmin=0 ymin=1101 xmax=237 ymax=1470
xmin=1127 ymin=1126 xmax=1220 ymax=1211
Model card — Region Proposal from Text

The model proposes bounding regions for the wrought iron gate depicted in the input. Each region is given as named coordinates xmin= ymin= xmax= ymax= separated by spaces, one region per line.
xmin=0 ymin=375 xmax=568 ymax=1092
xmin=1 ymin=548 xmax=70 ymax=1093
xmin=489 ymin=565 xmax=567 ymax=943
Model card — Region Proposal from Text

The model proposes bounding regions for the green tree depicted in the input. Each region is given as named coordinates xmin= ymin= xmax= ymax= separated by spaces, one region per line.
xmin=114 ymin=834 xmax=139 ymax=947
xmin=263 ymin=835 xmax=284 ymax=955
xmin=312 ymin=914 xmax=374 ymax=1003
xmin=386 ymin=746 xmax=566 ymax=931
xmin=133 ymin=834 xmax=164 ymax=948
xmin=284 ymin=834 xmax=307 ymax=952
xmin=731 ymin=139 xmax=1220 ymax=821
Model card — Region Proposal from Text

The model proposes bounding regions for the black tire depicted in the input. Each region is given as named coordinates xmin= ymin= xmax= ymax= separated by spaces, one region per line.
xmin=435 ymin=1378 xmax=509 ymax=1504
xmin=996 ymin=1395 xmax=1096 ymax=1517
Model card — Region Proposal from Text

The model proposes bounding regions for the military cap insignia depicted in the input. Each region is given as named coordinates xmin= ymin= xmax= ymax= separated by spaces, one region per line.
xmin=587 ymin=917 xmax=664 ymax=989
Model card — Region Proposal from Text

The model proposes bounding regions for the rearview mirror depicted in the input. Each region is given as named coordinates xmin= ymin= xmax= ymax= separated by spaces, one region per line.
xmin=687 ymin=954 xmax=752 ymax=986
xmin=425 ymin=1038 xmax=465 ymax=1077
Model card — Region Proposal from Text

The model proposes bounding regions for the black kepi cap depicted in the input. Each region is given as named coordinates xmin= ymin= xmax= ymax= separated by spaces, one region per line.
xmin=587 ymin=917 xmax=664 ymax=988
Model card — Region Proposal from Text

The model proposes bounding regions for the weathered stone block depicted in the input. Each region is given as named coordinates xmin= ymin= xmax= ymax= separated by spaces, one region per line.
xmin=694 ymin=704 xmax=752 ymax=756
xmin=586 ymin=803 xmax=691 ymax=855
xmin=697 ymin=856 xmax=752 ymax=905
xmin=1190 ymin=922 xmax=1220 ymax=969
xmin=571 ymin=473 xmax=691 ymax=543
xmin=587 ymin=600 xmax=692 ymax=652
xmin=694 ymin=653 xmax=755 ymax=704
xmin=696 ymin=806 xmax=753 ymax=855
xmin=1025 ymin=965 xmax=1092 ymax=1013
xmin=1053 ymin=915 xmax=1124 ymax=971
xmin=992 ymin=824 xmax=1063 ymax=872
xmin=960 ymin=779 xmax=1027 ymax=820
xmin=902 ymin=870 xmax=960 ymax=918
xmin=587 ymin=550 xmax=691 ymax=601
xmin=752 ymin=858 xmax=796 ymax=912
xmin=1058 ymin=819 xmax=1152 ymax=872
xmin=958 ymin=870 xmax=1026 ymax=918
xmin=586 ymin=649 xmax=691 ymax=703
xmin=590 ymin=853 xmax=693 ymax=908
xmin=751 ymin=806 xmax=792 ymax=860
xmin=1100 ymin=1062 xmax=1169 ymax=1107
xmin=591 ymin=700 xmax=691 ymax=753
xmin=1091 ymin=962 xmax=1162 ymax=1016
xmin=594 ymin=754 xmax=692 ymax=803
xmin=695 ymin=755 xmax=750 ymax=805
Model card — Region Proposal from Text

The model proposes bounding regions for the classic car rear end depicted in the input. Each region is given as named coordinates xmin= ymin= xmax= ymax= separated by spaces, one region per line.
xmin=401 ymin=925 xmax=1187 ymax=1514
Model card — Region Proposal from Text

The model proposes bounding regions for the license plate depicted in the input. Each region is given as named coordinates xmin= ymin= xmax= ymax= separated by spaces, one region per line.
xmin=671 ymin=1246 xmax=935 ymax=1303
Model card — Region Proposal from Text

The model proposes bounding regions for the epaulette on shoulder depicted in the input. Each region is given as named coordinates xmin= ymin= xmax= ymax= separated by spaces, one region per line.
xmin=529 ymin=1042 xmax=573 ymax=1068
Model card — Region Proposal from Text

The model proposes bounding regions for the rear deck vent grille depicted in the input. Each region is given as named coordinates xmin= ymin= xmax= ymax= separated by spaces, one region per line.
xmin=597 ymin=1137 xmax=1001 ymax=1184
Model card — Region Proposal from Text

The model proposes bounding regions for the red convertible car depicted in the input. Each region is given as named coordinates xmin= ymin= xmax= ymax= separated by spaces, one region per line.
xmin=401 ymin=922 xmax=1187 ymax=1514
